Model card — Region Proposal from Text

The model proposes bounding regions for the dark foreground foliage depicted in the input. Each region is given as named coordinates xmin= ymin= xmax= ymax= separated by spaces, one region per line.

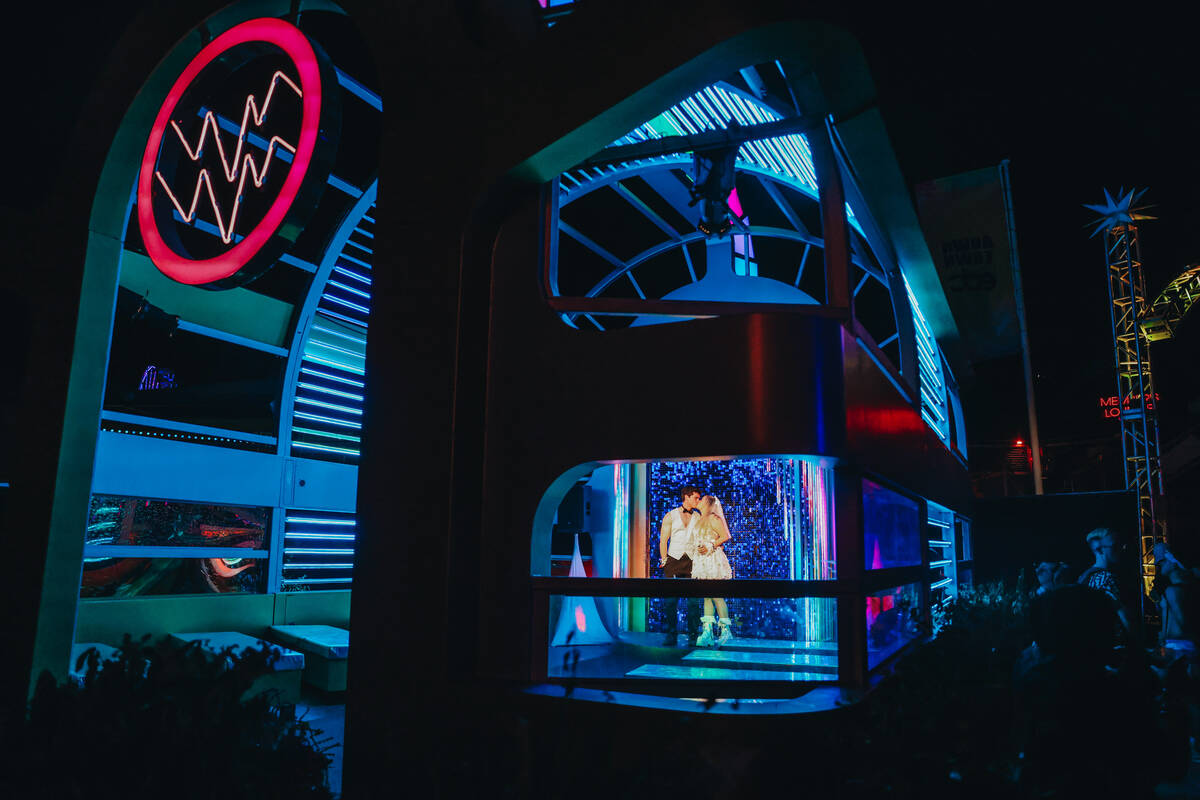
xmin=426 ymin=582 xmax=1182 ymax=799
xmin=0 ymin=635 xmax=335 ymax=800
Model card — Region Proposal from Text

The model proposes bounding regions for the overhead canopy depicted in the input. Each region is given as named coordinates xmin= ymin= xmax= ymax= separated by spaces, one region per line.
xmin=509 ymin=19 xmax=961 ymax=368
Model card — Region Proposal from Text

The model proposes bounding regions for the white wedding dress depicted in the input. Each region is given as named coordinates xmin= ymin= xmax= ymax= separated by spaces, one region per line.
xmin=690 ymin=518 xmax=732 ymax=580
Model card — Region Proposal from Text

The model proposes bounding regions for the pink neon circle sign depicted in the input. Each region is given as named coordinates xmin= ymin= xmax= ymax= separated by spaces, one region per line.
xmin=137 ymin=18 xmax=327 ymax=287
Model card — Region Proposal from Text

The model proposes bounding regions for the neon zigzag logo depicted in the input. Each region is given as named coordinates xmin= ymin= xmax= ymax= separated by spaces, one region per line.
xmin=155 ymin=70 xmax=303 ymax=244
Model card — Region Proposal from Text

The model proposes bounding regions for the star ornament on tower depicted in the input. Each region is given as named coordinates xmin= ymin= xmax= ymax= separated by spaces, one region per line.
xmin=1084 ymin=187 xmax=1155 ymax=237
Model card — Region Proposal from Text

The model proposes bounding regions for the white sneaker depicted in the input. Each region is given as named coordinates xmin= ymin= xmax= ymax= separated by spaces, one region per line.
xmin=696 ymin=624 xmax=715 ymax=647
xmin=717 ymin=623 xmax=733 ymax=646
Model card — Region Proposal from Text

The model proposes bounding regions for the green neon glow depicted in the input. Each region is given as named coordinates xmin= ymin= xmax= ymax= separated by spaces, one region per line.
xmin=648 ymin=111 xmax=683 ymax=137
xmin=302 ymin=354 xmax=365 ymax=375
xmin=292 ymin=426 xmax=362 ymax=443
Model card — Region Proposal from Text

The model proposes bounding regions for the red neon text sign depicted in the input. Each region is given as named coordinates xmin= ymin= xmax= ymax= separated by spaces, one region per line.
xmin=137 ymin=18 xmax=338 ymax=288
xmin=1099 ymin=393 xmax=1161 ymax=419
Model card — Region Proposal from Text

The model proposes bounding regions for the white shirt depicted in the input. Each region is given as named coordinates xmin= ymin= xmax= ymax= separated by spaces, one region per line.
xmin=666 ymin=507 xmax=698 ymax=560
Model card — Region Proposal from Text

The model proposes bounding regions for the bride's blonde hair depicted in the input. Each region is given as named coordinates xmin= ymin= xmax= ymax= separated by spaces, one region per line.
xmin=697 ymin=495 xmax=722 ymax=538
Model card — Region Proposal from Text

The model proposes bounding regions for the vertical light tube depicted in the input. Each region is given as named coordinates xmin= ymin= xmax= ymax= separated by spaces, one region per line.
xmin=612 ymin=463 xmax=629 ymax=628
xmin=801 ymin=460 xmax=837 ymax=642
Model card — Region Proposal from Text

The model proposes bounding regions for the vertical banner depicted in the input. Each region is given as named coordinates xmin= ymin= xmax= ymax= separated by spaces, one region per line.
xmin=915 ymin=165 xmax=1022 ymax=364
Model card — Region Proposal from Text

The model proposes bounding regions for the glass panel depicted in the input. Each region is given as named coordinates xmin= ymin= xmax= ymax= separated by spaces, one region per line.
xmin=85 ymin=495 xmax=270 ymax=549
xmin=103 ymin=297 xmax=283 ymax=437
xmin=80 ymin=556 xmax=266 ymax=597
xmin=645 ymin=458 xmax=835 ymax=580
xmin=867 ymin=582 xmax=921 ymax=669
xmin=862 ymin=479 xmax=921 ymax=570
xmin=547 ymin=595 xmax=837 ymax=681
xmin=959 ymin=567 xmax=973 ymax=589
xmin=540 ymin=457 xmax=835 ymax=579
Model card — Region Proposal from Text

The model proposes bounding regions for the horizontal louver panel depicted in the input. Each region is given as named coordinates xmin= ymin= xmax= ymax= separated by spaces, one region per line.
xmin=289 ymin=203 xmax=373 ymax=464
xmin=904 ymin=277 xmax=950 ymax=445
xmin=281 ymin=509 xmax=356 ymax=590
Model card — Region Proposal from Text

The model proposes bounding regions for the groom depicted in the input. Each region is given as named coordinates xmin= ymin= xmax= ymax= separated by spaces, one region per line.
xmin=658 ymin=484 xmax=703 ymax=646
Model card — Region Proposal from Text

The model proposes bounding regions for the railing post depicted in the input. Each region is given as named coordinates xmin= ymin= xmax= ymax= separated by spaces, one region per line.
xmin=809 ymin=120 xmax=853 ymax=311
xmin=834 ymin=467 xmax=867 ymax=690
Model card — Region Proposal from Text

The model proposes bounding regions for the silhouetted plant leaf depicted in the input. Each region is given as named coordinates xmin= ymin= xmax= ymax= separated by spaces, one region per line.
xmin=4 ymin=634 xmax=335 ymax=799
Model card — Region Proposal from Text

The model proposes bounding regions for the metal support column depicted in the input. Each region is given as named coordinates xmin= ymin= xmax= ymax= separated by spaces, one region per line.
xmin=1103 ymin=219 xmax=1167 ymax=609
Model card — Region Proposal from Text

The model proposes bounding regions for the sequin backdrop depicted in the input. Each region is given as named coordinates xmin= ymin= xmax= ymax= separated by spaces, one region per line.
xmin=646 ymin=458 xmax=835 ymax=641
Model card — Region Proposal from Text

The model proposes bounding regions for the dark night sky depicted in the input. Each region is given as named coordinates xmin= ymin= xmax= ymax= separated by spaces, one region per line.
xmin=853 ymin=8 xmax=1200 ymax=450
xmin=6 ymin=3 xmax=1199 ymax=455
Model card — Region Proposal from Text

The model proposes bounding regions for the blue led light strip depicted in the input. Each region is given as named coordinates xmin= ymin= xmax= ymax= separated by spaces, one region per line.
xmin=300 ymin=366 xmax=364 ymax=388
xmin=297 ymin=382 xmax=364 ymax=401
xmin=338 ymin=252 xmax=371 ymax=270
xmin=281 ymin=577 xmax=353 ymax=585
xmin=293 ymin=411 xmax=362 ymax=430
xmin=335 ymin=66 xmax=382 ymax=111
xmin=294 ymin=397 xmax=363 ymax=416
xmin=334 ymin=266 xmax=371 ymax=285
xmin=292 ymin=441 xmax=361 ymax=455
xmin=285 ymin=532 xmax=356 ymax=540
xmin=327 ymin=280 xmax=370 ymax=300
xmin=100 ymin=410 xmax=278 ymax=445
xmin=322 ymin=294 xmax=370 ymax=314
xmin=285 ymin=548 xmax=355 ymax=555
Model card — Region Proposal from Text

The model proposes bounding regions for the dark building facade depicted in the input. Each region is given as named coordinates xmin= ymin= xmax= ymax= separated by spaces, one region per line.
xmin=3 ymin=1 xmax=975 ymax=793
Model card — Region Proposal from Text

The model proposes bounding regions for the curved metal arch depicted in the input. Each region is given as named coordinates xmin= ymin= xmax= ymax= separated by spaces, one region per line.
xmin=564 ymin=225 xmax=822 ymax=300
xmin=552 ymin=79 xmax=893 ymax=336
xmin=560 ymin=157 xmax=820 ymax=208
xmin=563 ymin=222 xmax=882 ymax=302
xmin=555 ymin=157 xmax=844 ymax=300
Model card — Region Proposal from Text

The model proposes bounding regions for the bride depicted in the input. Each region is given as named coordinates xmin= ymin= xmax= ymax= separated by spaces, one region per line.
xmin=691 ymin=494 xmax=733 ymax=646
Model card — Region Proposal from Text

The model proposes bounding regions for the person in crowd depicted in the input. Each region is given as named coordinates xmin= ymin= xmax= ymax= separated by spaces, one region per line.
xmin=1152 ymin=542 xmax=1200 ymax=654
xmin=690 ymin=494 xmax=733 ymax=646
xmin=1151 ymin=542 xmax=1200 ymax=765
xmin=1033 ymin=560 xmax=1071 ymax=597
xmin=1077 ymin=527 xmax=1132 ymax=638
xmin=1014 ymin=584 xmax=1165 ymax=797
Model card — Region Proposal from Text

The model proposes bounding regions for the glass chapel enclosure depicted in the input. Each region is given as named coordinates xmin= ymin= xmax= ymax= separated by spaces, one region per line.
xmin=534 ymin=456 xmax=954 ymax=689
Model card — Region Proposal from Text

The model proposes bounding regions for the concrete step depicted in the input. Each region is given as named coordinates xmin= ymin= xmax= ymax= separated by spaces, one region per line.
xmin=626 ymin=663 xmax=835 ymax=681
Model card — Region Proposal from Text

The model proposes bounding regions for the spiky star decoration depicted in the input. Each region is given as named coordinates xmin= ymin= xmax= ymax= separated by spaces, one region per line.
xmin=1084 ymin=187 xmax=1155 ymax=237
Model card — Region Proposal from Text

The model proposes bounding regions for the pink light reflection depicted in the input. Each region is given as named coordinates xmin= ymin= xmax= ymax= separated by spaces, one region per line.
xmin=727 ymin=188 xmax=744 ymax=219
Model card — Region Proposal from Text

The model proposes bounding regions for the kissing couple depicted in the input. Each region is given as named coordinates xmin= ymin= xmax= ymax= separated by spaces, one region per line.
xmin=658 ymin=484 xmax=734 ymax=647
